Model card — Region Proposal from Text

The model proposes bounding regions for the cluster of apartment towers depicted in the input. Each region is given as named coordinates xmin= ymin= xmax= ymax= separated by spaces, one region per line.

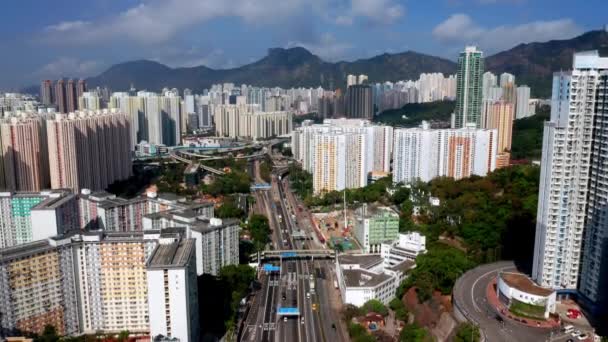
xmin=293 ymin=46 xmax=531 ymax=195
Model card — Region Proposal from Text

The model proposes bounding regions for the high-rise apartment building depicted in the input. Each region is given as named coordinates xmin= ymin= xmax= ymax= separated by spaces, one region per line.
xmin=65 ymin=79 xmax=77 ymax=113
xmin=214 ymin=104 xmax=292 ymax=139
xmin=144 ymin=213 xmax=239 ymax=276
xmin=292 ymin=119 xmax=392 ymax=194
xmin=47 ymin=110 xmax=132 ymax=193
xmin=40 ymin=80 xmax=54 ymax=106
xmin=481 ymin=100 xmax=514 ymax=167
xmin=0 ymin=190 xmax=77 ymax=248
xmin=78 ymin=92 xmax=101 ymax=111
xmin=392 ymin=122 xmax=497 ymax=184
xmin=482 ymin=72 xmax=498 ymax=98
xmin=0 ymin=240 xmax=80 ymax=336
xmin=72 ymin=231 xmax=158 ymax=334
xmin=515 ymin=86 xmax=532 ymax=119
xmin=533 ymin=51 xmax=608 ymax=314
xmin=77 ymin=79 xmax=87 ymax=100
xmin=0 ymin=115 xmax=49 ymax=191
xmin=345 ymin=85 xmax=373 ymax=119
xmin=347 ymin=74 xmax=358 ymax=88
xmin=110 ymin=92 xmax=145 ymax=147
xmin=54 ymin=80 xmax=67 ymax=113
xmin=454 ymin=46 xmax=484 ymax=128
xmin=147 ymin=237 xmax=199 ymax=342
xmin=500 ymin=72 xmax=516 ymax=87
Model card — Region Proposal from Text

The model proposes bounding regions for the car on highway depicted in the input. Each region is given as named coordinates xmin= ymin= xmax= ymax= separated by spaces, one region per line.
xmin=301 ymin=317 xmax=304 ymax=324
xmin=284 ymin=317 xmax=288 ymax=322
xmin=572 ymin=329 xmax=582 ymax=337
xmin=282 ymin=293 xmax=286 ymax=301
xmin=576 ymin=333 xmax=588 ymax=340
xmin=306 ymin=292 xmax=310 ymax=298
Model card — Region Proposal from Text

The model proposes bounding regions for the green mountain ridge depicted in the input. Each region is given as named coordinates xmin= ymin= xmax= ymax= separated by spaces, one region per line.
xmin=25 ymin=30 xmax=608 ymax=98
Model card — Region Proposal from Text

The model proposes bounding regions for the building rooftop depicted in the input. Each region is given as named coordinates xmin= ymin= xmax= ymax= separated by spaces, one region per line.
xmin=387 ymin=260 xmax=416 ymax=273
xmin=0 ymin=240 xmax=55 ymax=262
xmin=338 ymin=254 xmax=383 ymax=269
xmin=32 ymin=193 xmax=77 ymax=210
xmin=500 ymin=272 xmax=554 ymax=297
xmin=342 ymin=268 xmax=391 ymax=288
xmin=148 ymin=239 xmax=195 ymax=269
xmin=356 ymin=205 xmax=399 ymax=218
xmin=190 ymin=217 xmax=240 ymax=234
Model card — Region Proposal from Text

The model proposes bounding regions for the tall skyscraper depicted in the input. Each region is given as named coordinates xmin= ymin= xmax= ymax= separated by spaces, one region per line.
xmin=55 ymin=79 xmax=67 ymax=113
xmin=345 ymin=85 xmax=373 ymax=119
xmin=482 ymin=72 xmax=498 ymax=98
xmin=41 ymin=80 xmax=54 ymax=106
xmin=481 ymin=100 xmax=514 ymax=168
xmin=77 ymin=79 xmax=87 ymax=99
xmin=47 ymin=110 xmax=132 ymax=193
xmin=347 ymin=74 xmax=358 ymax=87
xmin=66 ymin=79 xmax=78 ymax=113
xmin=515 ymin=86 xmax=531 ymax=119
xmin=533 ymin=51 xmax=608 ymax=314
xmin=454 ymin=46 xmax=484 ymax=128
xmin=499 ymin=72 xmax=516 ymax=87
xmin=78 ymin=91 xmax=101 ymax=110
xmin=0 ymin=115 xmax=50 ymax=191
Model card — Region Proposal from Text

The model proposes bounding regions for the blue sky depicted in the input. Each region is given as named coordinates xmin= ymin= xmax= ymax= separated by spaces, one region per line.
xmin=0 ymin=0 xmax=606 ymax=89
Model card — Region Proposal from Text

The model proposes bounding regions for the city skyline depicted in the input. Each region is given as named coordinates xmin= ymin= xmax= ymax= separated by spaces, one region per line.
xmin=0 ymin=0 xmax=605 ymax=89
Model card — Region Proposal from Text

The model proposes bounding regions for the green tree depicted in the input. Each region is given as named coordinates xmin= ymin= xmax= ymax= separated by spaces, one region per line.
xmin=342 ymin=304 xmax=363 ymax=322
xmin=248 ymin=214 xmax=271 ymax=251
xmin=347 ymin=323 xmax=375 ymax=342
xmin=399 ymin=323 xmax=429 ymax=342
xmin=391 ymin=186 xmax=411 ymax=205
xmin=36 ymin=325 xmax=60 ymax=342
xmin=216 ymin=197 xmax=246 ymax=219
xmin=117 ymin=330 xmax=130 ymax=342
xmin=389 ymin=297 xmax=409 ymax=321
xmin=402 ymin=244 xmax=474 ymax=302
xmin=454 ymin=323 xmax=480 ymax=342
xmin=361 ymin=299 xmax=388 ymax=316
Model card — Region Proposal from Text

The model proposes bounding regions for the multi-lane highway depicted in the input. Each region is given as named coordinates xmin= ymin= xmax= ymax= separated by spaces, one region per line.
xmin=241 ymin=172 xmax=346 ymax=342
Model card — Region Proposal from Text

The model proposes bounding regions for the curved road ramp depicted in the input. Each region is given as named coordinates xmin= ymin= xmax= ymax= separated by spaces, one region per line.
xmin=452 ymin=261 xmax=558 ymax=342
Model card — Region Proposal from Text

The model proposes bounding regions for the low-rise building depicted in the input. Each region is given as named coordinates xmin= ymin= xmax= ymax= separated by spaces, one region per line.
xmin=335 ymin=254 xmax=414 ymax=306
xmin=380 ymin=232 xmax=427 ymax=267
xmin=497 ymin=272 xmax=556 ymax=320
xmin=354 ymin=206 xmax=400 ymax=253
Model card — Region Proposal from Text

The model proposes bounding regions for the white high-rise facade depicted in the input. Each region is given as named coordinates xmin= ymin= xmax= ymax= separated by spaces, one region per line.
xmin=393 ymin=122 xmax=497 ymax=184
xmin=292 ymin=119 xmax=392 ymax=194
xmin=533 ymin=51 xmax=608 ymax=314
xmin=482 ymin=72 xmax=498 ymax=98
xmin=500 ymin=73 xmax=516 ymax=87
xmin=515 ymin=86 xmax=532 ymax=119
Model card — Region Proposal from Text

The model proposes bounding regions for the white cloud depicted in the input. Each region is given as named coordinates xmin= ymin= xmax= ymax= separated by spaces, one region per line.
xmin=286 ymin=33 xmax=352 ymax=61
xmin=42 ymin=0 xmax=406 ymax=45
xmin=351 ymin=0 xmax=404 ymax=24
xmin=335 ymin=15 xmax=354 ymax=26
xmin=42 ymin=0 xmax=313 ymax=46
xmin=432 ymin=14 xmax=583 ymax=53
xmin=335 ymin=0 xmax=405 ymax=26
xmin=45 ymin=20 xmax=90 ymax=32
xmin=36 ymin=57 xmax=103 ymax=79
